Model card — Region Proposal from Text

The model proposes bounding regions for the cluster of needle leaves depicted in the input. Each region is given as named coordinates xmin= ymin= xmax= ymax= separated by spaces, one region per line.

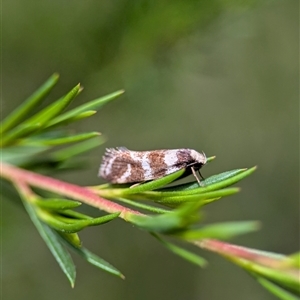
xmin=94 ymin=165 xmax=257 ymax=234
xmin=1 ymin=74 xmax=299 ymax=299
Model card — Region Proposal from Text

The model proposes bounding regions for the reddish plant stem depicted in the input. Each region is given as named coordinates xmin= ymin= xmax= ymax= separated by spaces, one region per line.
xmin=197 ymin=239 xmax=288 ymax=268
xmin=0 ymin=162 xmax=142 ymax=219
xmin=4 ymin=163 xmax=293 ymax=273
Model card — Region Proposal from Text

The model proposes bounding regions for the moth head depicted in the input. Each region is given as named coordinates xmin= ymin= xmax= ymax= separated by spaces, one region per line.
xmin=190 ymin=149 xmax=207 ymax=165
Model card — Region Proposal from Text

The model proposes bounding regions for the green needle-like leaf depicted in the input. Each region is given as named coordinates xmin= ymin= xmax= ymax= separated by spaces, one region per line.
xmin=26 ymin=84 xmax=81 ymax=125
xmin=0 ymin=73 xmax=59 ymax=134
xmin=68 ymin=244 xmax=125 ymax=279
xmin=21 ymin=199 xmax=76 ymax=287
xmin=38 ymin=211 xmax=120 ymax=233
xmin=288 ymin=253 xmax=300 ymax=268
xmin=161 ymin=168 xmax=246 ymax=192
xmin=60 ymin=232 xmax=82 ymax=248
xmin=148 ymin=167 xmax=256 ymax=197
xmin=1 ymin=84 xmax=81 ymax=146
xmin=0 ymin=145 xmax=50 ymax=165
xmin=194 ymin=166 xmax=256 ymax=193
xmin=257 ymin=277 xmax=300 ymax=300
xmin=129 ymin=201 xmax=202 ymax=233
xmin=129 ymin=213 xmax=185 ymax=233
xmin=46 ymin=110 xmax=97 ymax=127
xmin=153 ymin=234 xmax=207 ymax=267
xmin=51 ymin=137 xmax=104 ymax=161
xmin=35 ymin=132 xmax=101 ymax=146
xmin=141 ymin=187 xmax=239 ymax=204
xmin=34 ymin=199 xmax=82 ymax=210
xmin=56 ymin=209 xmax=94 ymax=220
xmin=46 ymin=90 xmax=124 ymax=127
xmin=117 ymin=198 xmax=170 ymax=213
xmin=0 ymin=124 xmax=42 ymax=147
xmin=111 ymin=168 xmax=186 ymax=196
xmin=177 ymin=221 xmax=260 ymax=241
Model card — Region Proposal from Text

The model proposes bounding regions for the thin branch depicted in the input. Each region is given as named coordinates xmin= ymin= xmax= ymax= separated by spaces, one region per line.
xmin=0 ymin=162 xmax=142 ymax=220
xmin=197 ymin=239 xmax=286 ymax=268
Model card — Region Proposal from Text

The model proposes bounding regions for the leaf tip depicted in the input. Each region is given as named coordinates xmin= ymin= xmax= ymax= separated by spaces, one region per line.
xmin=248 ymin=166 xmax=258 ymax=173
xmin=52 ymin=72 xmax=60 ymax=79
xmin=241 ymin=166 xmax=257 ymax=173
xmin=207 ymin=156 xmax=216 ymax=162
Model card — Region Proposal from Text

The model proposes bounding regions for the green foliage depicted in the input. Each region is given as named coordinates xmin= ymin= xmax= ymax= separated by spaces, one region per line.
xmin=22 ymin=195 xmax=124 ymax=284
xmin=1 ymin=75 xmax=299 ymax=298
xmin=0 ymin=74 xmax=60 ymax=134
xmin=0 ymin=74 xmax=122 ymax=170
xmin=226 ymin=247 xmax=300 ymax=299
xmin=1 ymin=74 xmax=125 ymax=282
xmin=96 ymin=167 xmax=255 ymax=209
xmin=152 ymin=233 xmax=207 ymax=267
xmin=257 ymin=277 xmax=299 ymax=300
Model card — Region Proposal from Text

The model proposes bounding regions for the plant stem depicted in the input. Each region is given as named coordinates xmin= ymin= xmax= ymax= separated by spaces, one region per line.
xmin=197 ymin=239 xmax=284 ymax=268
xmin=0 ymin=162 xmax=142 ymax=219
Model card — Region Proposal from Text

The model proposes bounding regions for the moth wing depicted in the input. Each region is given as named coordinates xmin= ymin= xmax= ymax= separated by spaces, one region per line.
xmin=149 ymin=164 xmax=183 ymax=180
xmin=133 ymin=149 xmax=186 ymax=181
xmin=115 ymin=146 xmax=129 ymax=152
xmin=101 ymin=148 xmax=133 ymax=167
xmin=104 ymin=147 xmax=128 ymax=154
xmin=102 ymin=147 xmax=131 ymax=160
xmin=100 ymin=148 xmax=146 ymax=183
xmin=143 ymin=149 xmax=188 ymax=180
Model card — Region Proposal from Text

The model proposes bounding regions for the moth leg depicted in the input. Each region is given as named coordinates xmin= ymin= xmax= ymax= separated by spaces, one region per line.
xmin=198 ymin=170 xmax=205 ymax=180
xmin=191 ymin=166 xmax=203 ymax=186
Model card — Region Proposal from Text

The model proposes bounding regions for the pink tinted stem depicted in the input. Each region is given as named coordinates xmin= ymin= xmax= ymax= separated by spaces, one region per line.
xmin=1 ymin=162 xmax=141 ymax=219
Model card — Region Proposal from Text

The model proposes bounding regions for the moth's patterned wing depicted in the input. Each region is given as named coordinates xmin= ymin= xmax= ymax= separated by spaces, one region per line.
xmin=138 ymin=148 xmax=201 ymax=180
xmin=99 ymin=148 xmax=143 ymax=183
xmin=99 ymin=148 xmax=195 ymax=184
xmin=115 ymin=146 xmax=128 ymax=152
xmin=144 ymin=149 xmax=188 ymax=179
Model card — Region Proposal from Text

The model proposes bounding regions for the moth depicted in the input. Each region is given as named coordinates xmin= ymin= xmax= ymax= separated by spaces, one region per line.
xmin=99 ymin=147 xmax=207 ymax=185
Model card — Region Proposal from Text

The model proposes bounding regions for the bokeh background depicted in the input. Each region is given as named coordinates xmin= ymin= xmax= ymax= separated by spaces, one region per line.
xmin=2 ymin=0 xmax=299 ymax=299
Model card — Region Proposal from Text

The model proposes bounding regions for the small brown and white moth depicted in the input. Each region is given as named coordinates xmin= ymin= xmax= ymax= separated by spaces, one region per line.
xmin=99 ymin=147 xmax=207 ymax=185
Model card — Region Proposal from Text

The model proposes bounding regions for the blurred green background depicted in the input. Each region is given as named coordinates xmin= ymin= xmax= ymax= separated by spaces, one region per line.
xmin=2 ymin=0 xmax=298 ymax=299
